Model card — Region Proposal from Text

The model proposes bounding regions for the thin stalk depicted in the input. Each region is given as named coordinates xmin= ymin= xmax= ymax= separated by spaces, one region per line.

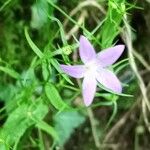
xmin=87 ymin=108 xmax=101 ymax=149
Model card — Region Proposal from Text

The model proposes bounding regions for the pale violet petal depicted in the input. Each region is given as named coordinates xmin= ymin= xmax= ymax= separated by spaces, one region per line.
xmin=60 ymin=65 xmax=85 ymax=78
xmin=79 ymin=35 xmax=96 ymax=63
xmin=82 ymin=73 xmax=97 ymax=106
xmin=97 ymin=45 xmax=125 ymax=67
xmin=96 ymin=68 xmax=122 ymax=93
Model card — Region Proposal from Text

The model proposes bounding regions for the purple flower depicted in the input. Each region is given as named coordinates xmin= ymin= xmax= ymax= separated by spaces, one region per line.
xmin=60 ymin=35 xmax=125 ymax=106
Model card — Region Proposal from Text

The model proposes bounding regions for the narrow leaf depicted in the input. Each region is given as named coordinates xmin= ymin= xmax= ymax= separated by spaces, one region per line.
xmin=0 ymin=66 xmax=20 ymax=79
xmin=45 ymin=83 xmax=70 ymax=110
xmin=36 ymin=121 xmax=59 ymax=141
xmin=50 ymin=59 xmax=74 ymax=85
xmin=97 ymin=83 xmax=133 ymax=97
xmin=24 ymin=27 xmax=44 ymax=58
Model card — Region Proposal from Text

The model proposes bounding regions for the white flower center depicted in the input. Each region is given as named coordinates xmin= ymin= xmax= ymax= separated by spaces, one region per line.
xmin=85 ymin=60 xmax=98 ymax=74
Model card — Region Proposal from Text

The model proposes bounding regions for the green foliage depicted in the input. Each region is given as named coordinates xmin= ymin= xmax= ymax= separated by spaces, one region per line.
xmin=0 ymin=84 xmax=16 ymax=102
xmin=0 ymin=98 xmax=48 ymax=149
xmin=99 ymin=0 xmax=126 ymax=48
xmin=31 ymin=0 xmax=56 ymax=29
xmin=36 ymin=120 xmax=59 ymax=142
xmin=24 ymin=27 xmax=44 ymax=59
xmin=45 ymin=83 xmax=70 ymax=110
xmin=0 ymin=66 xmax=20 ymax=79
xmin=50 ymin=59 xmax=74 ymax=85
xmin=53 ymin=111 xmax=85 ymax=146
xmin=0 ymin=0 xmax=138 ymax=149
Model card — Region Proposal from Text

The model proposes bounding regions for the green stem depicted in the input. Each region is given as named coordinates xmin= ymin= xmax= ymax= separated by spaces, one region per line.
xmin=87 ymin=107 xmax=100 ymax=149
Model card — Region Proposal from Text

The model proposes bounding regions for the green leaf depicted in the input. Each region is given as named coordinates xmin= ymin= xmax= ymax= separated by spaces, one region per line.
xmin=99 ymin=0 xmax=125 ymax=48
xmin=95 ymin=92 xmax=119 ymax=101
xmin=42 ymin=60 xmax=51 ymax=81
xmin=31 ymin=0 xmax=49 ymax=29
xmin=45 ymin=83 xmax=70 ymax=110
xmin=53 ymin=111 xmax=85 ymax=145
xmin=36 ymin=121 xmax=59 ymax=141
xmin=0 ymin=84 xmax=17 ymax=102
xmin=0 ymin=139 xmax=10 ymax=150
xmin=0 ymin=0 xmax=11 ymax=12
xmin=48 ymin=16 xmax=67 ymax=45
xmin=19 ymin=68 xmax=37 ymax=87
xmin=31 ymin=0 xmax=57 ymax=29
xmin=0 ymin=98 xmax=48 ymax=148
xmin=112 ymin=58 xmax=129 ymax=68
xmin=97 ymin=83 xmax=133 ymax=98
xmin=0 ymin=66 xmax=20 ymax=79
xmin=50 ymin=59 xmax=74 ymax=85
xmin=24 ymin=27 xmax=44 ymax=58
xmin=115 ymin=62 xmax=129 ymax=74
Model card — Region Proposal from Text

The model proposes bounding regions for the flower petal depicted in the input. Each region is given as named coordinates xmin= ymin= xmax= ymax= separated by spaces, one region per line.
xmin=96 ymin=68 xmax=122 ymax=93
xmin=82 ymin=74 xmax=97 ymax=106
xmin=79 ymin=35 xmax=96 ymax=63
xmin=60 ymin=65 xmax=85 ymax=78
xmin=97 ymin=45 xmax=125 ymax=67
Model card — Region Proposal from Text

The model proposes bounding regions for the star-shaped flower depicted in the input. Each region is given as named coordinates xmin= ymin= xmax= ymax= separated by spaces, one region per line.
xmin=60 ymin=35 xmax=125 ymax=106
